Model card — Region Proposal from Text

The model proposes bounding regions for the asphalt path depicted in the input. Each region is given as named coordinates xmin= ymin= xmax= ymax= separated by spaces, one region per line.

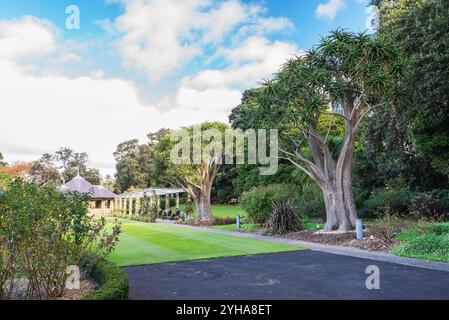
xmin=124 ymin=250 xmax=449 ymax=300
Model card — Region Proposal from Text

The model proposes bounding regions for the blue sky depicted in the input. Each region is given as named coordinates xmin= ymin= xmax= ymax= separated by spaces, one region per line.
xmin=0 ymin=0 xmax=374 ymax=175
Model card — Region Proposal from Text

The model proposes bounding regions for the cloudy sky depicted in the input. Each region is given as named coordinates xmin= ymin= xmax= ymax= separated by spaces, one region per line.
xmin=0 ymin=0 xmax=373 ymax=176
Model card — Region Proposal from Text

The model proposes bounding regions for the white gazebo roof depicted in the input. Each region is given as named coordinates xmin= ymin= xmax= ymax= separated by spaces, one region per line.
xmin=118 ymin=187 xmax=186 ymax=198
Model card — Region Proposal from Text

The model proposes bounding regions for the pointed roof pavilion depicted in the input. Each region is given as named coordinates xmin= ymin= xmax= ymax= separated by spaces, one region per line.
xmin=61 ymin=174 xmax=116 ymax=199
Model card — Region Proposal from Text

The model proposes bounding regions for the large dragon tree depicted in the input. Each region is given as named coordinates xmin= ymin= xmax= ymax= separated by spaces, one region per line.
xmin=259 ymin=30 xmax=405 ymax=231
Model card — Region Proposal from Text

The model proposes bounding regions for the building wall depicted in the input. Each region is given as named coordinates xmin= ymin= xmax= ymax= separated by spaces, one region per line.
xmin=88 ymin=199 xmax=114 ymax=217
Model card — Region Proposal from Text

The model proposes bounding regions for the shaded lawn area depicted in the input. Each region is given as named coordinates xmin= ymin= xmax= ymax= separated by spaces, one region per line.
xmin=176 ymin=203 xmax=242 ymax=218
xmin=108 ymin=219 xmax=303 ymax=267
xmin=212 ymin=223 xmax=260 ymax=232
xmin=212 ymin=222 xmax=325 ymax=232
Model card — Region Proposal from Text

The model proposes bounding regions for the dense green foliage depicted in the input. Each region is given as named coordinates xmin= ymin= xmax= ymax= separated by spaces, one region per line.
xmin=295 ymin=183 xmax=326 ymax=219
xmin=84 ymin=259 xmax=129 ymax=300
xmin=0 ymin=181 xmax=121 ymax=300
xmin=0 ymin=173 xmax=12 ymax=189
xmin=393 ymin=222 xmax=449 ymax=262
xmin=240 ymin=184 xmax=300 ymax=223
xmin=0 ymin=152 xmax=6 ymax=167
xmin=114 ymin=128 xmax=170 ymax=193
xmin=378 ymin=0 xmax=449 ymax=177
xmin=30 ymin=147 xmax=101 ymax=186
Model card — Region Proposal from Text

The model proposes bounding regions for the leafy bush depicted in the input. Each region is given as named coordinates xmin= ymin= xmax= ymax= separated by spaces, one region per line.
xmin=266 ymin=201 xmax=303 ymax=234
xmin=84 ymin=259 xmax=129 ymax=300
xmin=368 ymin=211 xmax=411 ymax=243
xmin=0 ymin=180 xmax=121 ymax=300
xmin=426 ymin=189 xmax=449 ymax=206
xmin=212 ymin=216 xmax=236 ymax=226
xmin=296 ymin=183 xmax=325 ymax=219
xmin=240 ymin=184 xmax=300 ymax=223
xmin=410 ymin=193 xmax=449 ymax=222
xmin=0 ymin=173 xmax=12 ymax=189
xmin=362 ymin=184 xmax=413 ymax=217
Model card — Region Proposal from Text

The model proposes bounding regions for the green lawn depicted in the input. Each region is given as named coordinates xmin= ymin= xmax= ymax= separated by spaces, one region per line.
xmin=108 ymin=219 xmax=304 ymax=267
xmin=212 ymin=223 xmax=260 ymax=232
xmin=175 ymin=203 xmax=242 ymax=218
xmin=212 ymin=222 xmax=324 ymax=232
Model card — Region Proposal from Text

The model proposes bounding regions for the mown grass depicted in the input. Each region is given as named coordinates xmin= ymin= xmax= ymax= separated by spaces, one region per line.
xmin=107 ymin=219 xmax=303 ymax=267
xmin=392 ymin=222 xmax=449 ymax=263
xmin=212 ymin=222 xmax=325 ymax=233
xmin=175 ymin=204 xmax=242 ymax=218
xmin=212 ymin=223 xmax=260 ymax=232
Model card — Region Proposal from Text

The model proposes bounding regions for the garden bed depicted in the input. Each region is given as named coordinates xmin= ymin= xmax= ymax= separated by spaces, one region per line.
xmin=6 ymin=276 xmax=98 ymax=300
xmin=283 ymin=230 xmax=398 ymax=252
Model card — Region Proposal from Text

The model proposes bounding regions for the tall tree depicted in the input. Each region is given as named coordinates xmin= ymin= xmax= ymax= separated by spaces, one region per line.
xmin=102 ymin=174 xmax=116 ymax=191
xmin=377 ymin=0 xmax=449 ymax=177
xmin=30 ymin=153 xmax=61 ymax=186
xmin=0 ymin=152 xmax=7 ymax=167
xmin=252 ymin=30 xmax=404 ymax=231
xmin=30 ymin=148 xmax=101 ymax=185
xmin=0 ymin=162 xmax=33 ymax=180
xmin=113 ymin=128 xmax=171 ymax=193
xmin=157 ymin=122 xmax=229 ymax=221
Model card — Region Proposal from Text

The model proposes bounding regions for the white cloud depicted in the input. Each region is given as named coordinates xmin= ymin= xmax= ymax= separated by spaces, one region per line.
xmin=184 ymin=37 xmax=301 ymax=90
xmin=0 ymin=8 xmax=299 ymax=176
xmin=57 ymin=53 xmax=82 ymax=63
xmin=0 ymin=16 xmax=57 ymax=60
xmin=0 ymin=59 xmax=236 ymax=175
xmin=316 ymin=0 xmax=347 ymax=21
xmin=114 ymin=0 xmax=294 ymax=82
xmin=176 ymin=86 xmax=242 ymax=112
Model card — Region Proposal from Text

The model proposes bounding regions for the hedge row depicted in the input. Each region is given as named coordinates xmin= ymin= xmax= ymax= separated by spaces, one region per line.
xmin=84 ymin=259 xmax=129 ymax=300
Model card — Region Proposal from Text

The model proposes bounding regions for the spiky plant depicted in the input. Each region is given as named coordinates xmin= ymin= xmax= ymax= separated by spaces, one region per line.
xmin=266 ymin=201 xmax=303 ymax=234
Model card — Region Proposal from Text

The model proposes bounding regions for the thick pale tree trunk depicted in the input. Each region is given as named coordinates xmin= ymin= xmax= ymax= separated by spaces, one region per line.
xmin=190 ymin=178 xmax=214 ymax=222
xmin=288 ymin=111 xmax=359 ymax=232
xmin=322 ymin=180 xmax=354 ymax=231
xmin=194 ymin=195 xmax=213 ymax=221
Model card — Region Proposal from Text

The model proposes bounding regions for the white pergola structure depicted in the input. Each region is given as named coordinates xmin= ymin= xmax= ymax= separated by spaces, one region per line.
xmin=114 ymin=188 xmax=187 ymax=218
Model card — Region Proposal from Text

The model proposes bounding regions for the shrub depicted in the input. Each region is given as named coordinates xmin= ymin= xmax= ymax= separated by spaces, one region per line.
xmin=363 ymin=184 xmax=413 ymax=217
xmin=426 ymin=189 xmax=449 ymax=207
xmin=368 ymin=211 xmax=410 ymax=243
xmin=0 ymin=180 xmax=121 ymax=300
xmin=296 ymin=183 xmax=325 ymax=219
xmin=212 ymin=216 xmax=236 ymax=226
xmin=240 ymin=184 xmax=299 ymax=223
xmin=266 ymin=201 xmax=303 ymax=234
xmin=410 ymin=193 xmax=449 ymax=222
xmin=84 ymin=259 xmax=129 ymax=300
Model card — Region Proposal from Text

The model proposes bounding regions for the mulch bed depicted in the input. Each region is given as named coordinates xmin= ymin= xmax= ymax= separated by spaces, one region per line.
xmin=7 ymin=277 xmax=98 ymax=300
xmin=283 ymin=230 xmax=398 ymax=252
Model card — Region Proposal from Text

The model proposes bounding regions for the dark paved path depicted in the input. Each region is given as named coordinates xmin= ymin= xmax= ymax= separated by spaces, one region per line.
xmin=124 ymin=251 xmax=449 ymax=300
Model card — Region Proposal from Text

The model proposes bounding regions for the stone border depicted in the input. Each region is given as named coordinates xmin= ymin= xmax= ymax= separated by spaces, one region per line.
xmin=164 ymin=223 xmax=449 ymax=273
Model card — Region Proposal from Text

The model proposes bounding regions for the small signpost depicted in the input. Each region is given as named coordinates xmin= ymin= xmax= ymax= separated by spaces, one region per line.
xmin=236 ymin=214 xmax=241 ymax=231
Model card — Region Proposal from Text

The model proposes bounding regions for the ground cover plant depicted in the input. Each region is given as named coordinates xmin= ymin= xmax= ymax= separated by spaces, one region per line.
xmin=392 ymin=222 xmax=449 ymax=263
